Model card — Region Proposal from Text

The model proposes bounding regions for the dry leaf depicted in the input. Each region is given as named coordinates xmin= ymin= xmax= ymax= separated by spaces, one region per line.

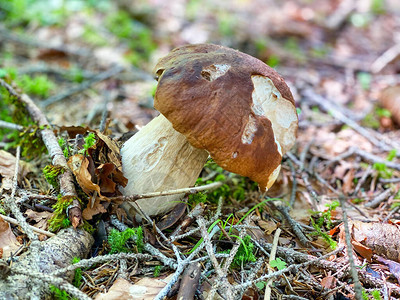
xmin=96 ymin=163 xmax=127 ymax=195
xmin=257 ymin=219 xmax=278 ymax=235
xmin=0 ymin=150 xmax=31 ymax=188
xmin=82 ymin=198 xmax=107 ymax=220
xmin=95 ymin=275 xmax=173 ymax=300
xmin=0 ymin=216 xmax=21 ymax=258
xmin=321 ymin=276 xmax=337 ymax=289
xmin=24 ymin=209 xmax=52 ymax=231
xmin=68 ymin=154 xmax=102 ymax=197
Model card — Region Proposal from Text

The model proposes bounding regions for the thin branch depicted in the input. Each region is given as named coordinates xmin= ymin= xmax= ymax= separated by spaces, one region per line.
xmin=110 ymin=181 xmax=223 ymax=202
xmin=339 ymin=195 xmax=363 ymax=299
xmin=0 ymin=213 xmax=55 ymax=237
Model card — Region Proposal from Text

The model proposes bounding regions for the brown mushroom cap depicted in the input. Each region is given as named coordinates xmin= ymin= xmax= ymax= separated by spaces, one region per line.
xmin=153 ymin=44 xmax=298 ymax=191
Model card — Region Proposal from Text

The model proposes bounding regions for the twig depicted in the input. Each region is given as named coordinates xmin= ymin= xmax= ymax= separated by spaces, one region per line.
xmin=371 ymin=43 xmax=400 ymax=73
xmin=364 ymin=188 xmax=393 ymax=208
xmin=0 ymin=213 xmax=55 ymax=237
xmin=111 ymin=181 xmax=223 ymax=202
xmin=12 ymin=267 xmax=92 ymax=300
xmin=275 ymin=204 xmax=310 ymax=247
xmin=3 ymin=146 xmax=38 ymax=241
xmin=50 ymin=252 xmax=152 ymax=277
xmin=197 ymin=216 xmax=233 ymax=300
xmin=339 ymin=195 xmax=363 ymax=300
xmin=288 ymin=160 xmax=297 ymax=208
xmin=264 ymin=228 xmax=281 ymax=300
xmin=41 ymin=65 xmax=124 ymax=107
xmin=0 ymin=120 xmax=24 ymax=131
xmin=324 ymin=0 xmax=356 ymax=30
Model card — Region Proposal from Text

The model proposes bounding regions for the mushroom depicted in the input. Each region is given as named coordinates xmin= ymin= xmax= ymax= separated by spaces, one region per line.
xmin=121 ymin=44 xmax=298 ymax=216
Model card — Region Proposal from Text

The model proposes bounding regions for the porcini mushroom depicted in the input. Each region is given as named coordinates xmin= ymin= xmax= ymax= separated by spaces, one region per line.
xmin=121 ymin=44 xmax=298 ymax=216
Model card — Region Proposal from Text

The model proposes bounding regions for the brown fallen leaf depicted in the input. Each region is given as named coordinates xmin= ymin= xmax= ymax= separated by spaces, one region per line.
xmin=24 ymin=209 xmax=52 ymax=231
xmin=95 ymin=274 xmax=173 ymax=300
xmin=96 ymin=163 xmax=127 ymax=195
xmin=0 ymin=150 xmax=31 ymax=189
xmin=82 ymin=198 xmax=107 ymax=220
xmin=321 ymin=275 xmax=337 ymax=289
xmin=67 ymin=154 xmax=102 ymax=197
xmin=0 ymin=216 xmax=21 ymax=258
xmin=257 ymin=219 xmax=278 ymax=235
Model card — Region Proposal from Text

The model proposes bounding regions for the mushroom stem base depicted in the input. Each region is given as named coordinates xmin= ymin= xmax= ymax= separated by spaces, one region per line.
xmin=120 ymin=114 xmax=209 ymax=216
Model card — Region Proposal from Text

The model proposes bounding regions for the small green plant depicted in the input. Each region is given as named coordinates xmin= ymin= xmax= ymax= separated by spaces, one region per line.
xmin=371 ymin=0 xmax=385 ymax=14
xmin=310 ymin=201 xmax=339 ymax=249
xmin=48 ymin=196 xmax=76 ymax=232
xmin=49 ymin=285 xmax=76 ymax=300
xmin=225 ymin=234 xmax=256 ymax=268
xmin=255 ymin=281 xmax=267 ymax=290
xmin=270 ymin=258 xmax=287 ymax=270
xmin=71 ymin=257 xmax=82 ymax=288
xmin=108 ymin=227 xmax=143 ymax=254
xmin=357 ymin=72 xmax=372 ymax=91
xmin=188 ymin=192 xmax=208 ymax=206
xmin=43 ymin=165 xmax=65 ymax=188
xmin=153 ymin=265 xmax=161 ymax=277
xmin=79 ymin=132 xmax=96 ymax=155
xmin=362 ymin=289 xmax=382 ymax=300
xmin=17 ymin=75 xmax=55 ymax=98
xmin=58 ymin=137 xmax=69 ymax=158
xmin=373 ymin=150 xmax=397 ymax=179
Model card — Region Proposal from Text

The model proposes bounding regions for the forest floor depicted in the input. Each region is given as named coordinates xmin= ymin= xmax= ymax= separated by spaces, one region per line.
xmin=1 ymin=0 xmax=400 ymax=299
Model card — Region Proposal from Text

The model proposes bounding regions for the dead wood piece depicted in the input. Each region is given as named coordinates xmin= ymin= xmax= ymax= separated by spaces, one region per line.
xmin=177 ymin=262 xmax=202 ymax=300
xmin=0 ymin=227 xmax=94 ymax=299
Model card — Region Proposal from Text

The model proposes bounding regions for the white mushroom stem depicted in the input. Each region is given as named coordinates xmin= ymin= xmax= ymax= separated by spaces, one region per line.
xmin=120 ymin=114 xmax=209 ymax=216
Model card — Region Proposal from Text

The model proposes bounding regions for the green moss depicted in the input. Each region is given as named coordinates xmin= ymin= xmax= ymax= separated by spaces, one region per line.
xmin=153 ymin=265 xmax=161 ymax=277
xmin=108 ymin=227 xmax=144 ymax=254
xmin=43 ymin=165 xmax=65 ymax=189
xmin=48 ymin=196 xmax=75 ymax=232
xmin=71 ymin=257 xmax=82 ymax=288
xmin=222 ymin=235 xmax=256 ymax=268
xmin=0 ymin=85 xmax=47 ymax=158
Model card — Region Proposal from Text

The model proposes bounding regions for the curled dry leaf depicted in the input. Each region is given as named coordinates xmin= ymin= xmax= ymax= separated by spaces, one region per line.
xmin=379 ymin=86 xmax=400 ymax=125
xmin=0 ymin=216 xmax=21 ymax=259
xmin=67 ymin=154 xmax=102 ymax=197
